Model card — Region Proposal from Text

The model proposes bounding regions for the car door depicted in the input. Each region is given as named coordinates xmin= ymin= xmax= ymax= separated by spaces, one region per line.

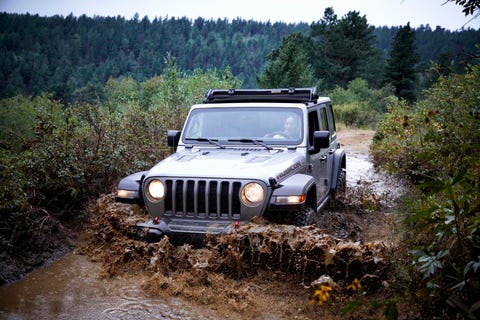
xmin=318 ymin=107 xmax=331 ymax=197
xmin=326 ymin=104 xmax=338 ymax=150
xmin=325 ymin=103 xmax=338 ymax=191
xmin=308 ymin=108 xmax=329 ymax=207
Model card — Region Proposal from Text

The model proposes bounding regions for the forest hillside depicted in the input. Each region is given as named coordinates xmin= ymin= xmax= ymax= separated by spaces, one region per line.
xmin=1 ymin=12 xmax=479 ymax=103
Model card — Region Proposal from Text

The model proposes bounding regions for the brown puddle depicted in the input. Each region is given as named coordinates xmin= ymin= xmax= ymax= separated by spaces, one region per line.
xmin=0 ymin=253 xmax=212 ymax=320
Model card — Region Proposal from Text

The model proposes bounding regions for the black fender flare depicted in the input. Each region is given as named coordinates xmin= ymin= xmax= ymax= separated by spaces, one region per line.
xmin=269 ymin=173 xmax=316 ymax=210
xmin=115 ymin=171 xmax=148 ymax=204
xmin=330 ymin=148 xmax=346 ymax=192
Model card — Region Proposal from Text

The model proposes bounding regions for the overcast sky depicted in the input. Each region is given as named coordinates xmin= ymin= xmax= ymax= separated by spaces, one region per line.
xmin=1 ymin=0 xmax=478 ymax=30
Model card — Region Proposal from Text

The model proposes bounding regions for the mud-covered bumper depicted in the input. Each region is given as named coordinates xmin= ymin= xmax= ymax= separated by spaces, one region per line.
xmin=135 ymin=218 xmax=236 ymax=244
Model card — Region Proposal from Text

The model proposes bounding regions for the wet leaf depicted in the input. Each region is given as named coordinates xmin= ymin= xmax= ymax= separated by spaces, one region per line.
xmin=341 ymin=300 xmax=364 ymax=315
xmin=383 ymin=301 xmax=398 ymax=320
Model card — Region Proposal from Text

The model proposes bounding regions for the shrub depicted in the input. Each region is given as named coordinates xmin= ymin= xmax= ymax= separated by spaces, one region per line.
xmin=371 ymin=62 xmax=480 ymax=318
xmin=328 ymin=78 xmax=395 ymax=128
xmin=334 ymin=102 xmax=381 ymax=128
xmin=0 ymin=65 xmax=241 ymax=260
xmin=372 ymin=64 xmax=480 ymax=183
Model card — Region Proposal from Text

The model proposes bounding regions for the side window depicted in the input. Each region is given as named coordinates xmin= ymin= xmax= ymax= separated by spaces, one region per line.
xmin=319 ymin=108 xmax=328 ymax=131
xmin=326 ymin=104 xmax=336 ymax=134
xmin=308 ymin=110 xmax=319 ymax=147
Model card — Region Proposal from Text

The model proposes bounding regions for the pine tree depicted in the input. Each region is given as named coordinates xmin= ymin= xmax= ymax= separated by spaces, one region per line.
xmin=257 ymin=33 xmax=316 ymax=88
xmin=385 ymin=23 xmax=419 ymax=103
xmin=310 ymin=8 xmax=383 ymax=90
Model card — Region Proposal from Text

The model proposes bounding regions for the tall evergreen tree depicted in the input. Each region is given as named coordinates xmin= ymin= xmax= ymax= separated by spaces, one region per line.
xmin=310 ymin=8 xmax=383 ymax=90
xmin=385 ymin=23 xmax=419 ymax=103
xmin=257 ymin=33 xmax=316 ymax=88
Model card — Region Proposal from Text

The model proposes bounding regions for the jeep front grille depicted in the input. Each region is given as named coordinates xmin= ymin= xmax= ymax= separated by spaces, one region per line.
xmin=163 ymin=179 xmax=242 ymax=219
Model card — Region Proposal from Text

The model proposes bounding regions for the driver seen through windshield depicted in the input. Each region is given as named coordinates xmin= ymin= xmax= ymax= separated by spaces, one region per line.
xmin=183 ymin=107 xmax=303 ymax=144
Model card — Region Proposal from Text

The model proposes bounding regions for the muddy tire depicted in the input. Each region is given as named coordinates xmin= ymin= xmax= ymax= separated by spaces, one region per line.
xmin=327 ymin=168 xmax=346 ymax=210
xmin=294 ymin=206 xmax=318 ymax=226
xmin=336 ymin=168 xmax=346 ymax=194
xmin=334 ymin=168 xmax=347 ymax=195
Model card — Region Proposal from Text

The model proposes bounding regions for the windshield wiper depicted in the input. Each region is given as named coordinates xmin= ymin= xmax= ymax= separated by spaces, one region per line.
xmin=228 ymin=138 xmax=273 ymax=150
xmin=185 ymin=137 xmax=225 ymax=149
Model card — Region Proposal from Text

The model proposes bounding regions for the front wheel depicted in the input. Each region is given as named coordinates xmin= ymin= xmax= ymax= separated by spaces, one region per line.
xmin=294 ymin=206 xmax=318 ymax=226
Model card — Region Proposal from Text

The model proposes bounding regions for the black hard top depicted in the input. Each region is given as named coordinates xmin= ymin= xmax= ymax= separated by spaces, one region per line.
xmin=204 ymin=87 xmax=319 ymax=104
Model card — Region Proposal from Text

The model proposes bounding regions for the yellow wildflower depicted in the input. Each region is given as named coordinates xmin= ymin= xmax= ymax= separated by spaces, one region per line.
xmin=347 ymin=278 xmax=362 ymax=291
xmin=310 ymin=285 xmax=332 ymax=306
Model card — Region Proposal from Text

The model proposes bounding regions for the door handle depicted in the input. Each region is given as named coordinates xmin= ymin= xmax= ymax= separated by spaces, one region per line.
xmin=320 ymin=155 xmax=327 ymax=161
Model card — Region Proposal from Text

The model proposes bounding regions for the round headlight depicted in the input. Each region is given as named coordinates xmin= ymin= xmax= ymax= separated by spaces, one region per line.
xmin=241 ymin=182 xmax=265 ymax=206
xmin=146 ymin=179 xmax=165 ymax=202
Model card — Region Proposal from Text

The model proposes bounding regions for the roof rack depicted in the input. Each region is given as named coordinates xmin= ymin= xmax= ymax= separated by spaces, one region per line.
xmin=204 ymin=87 xmax=319 ymax=104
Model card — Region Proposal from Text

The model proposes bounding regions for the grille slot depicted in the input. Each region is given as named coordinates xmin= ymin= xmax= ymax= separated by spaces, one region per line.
xmin=164 ymin=179 xmax=241 ymax=219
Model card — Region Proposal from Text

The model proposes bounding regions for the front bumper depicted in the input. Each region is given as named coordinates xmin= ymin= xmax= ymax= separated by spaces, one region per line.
xmin=135 ymin=218 xmax=237 ymax=244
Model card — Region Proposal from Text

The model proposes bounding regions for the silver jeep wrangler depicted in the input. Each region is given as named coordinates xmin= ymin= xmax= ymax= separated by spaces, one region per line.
xmin=115 ymin=88 xmax=346 ymax=242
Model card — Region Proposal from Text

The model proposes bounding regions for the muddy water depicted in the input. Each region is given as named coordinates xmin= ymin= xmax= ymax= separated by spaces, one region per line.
xmin=0 ymin=144 xmax=381 ymax=320
xmin=0 ymin=253 xmax=214 ymax=320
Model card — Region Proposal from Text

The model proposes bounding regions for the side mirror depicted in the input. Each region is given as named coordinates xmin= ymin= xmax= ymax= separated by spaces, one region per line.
xmin=313 ymin=130 xmax=330 ymax=150
xmin=167 ymin=130 xmax=181 ymax=147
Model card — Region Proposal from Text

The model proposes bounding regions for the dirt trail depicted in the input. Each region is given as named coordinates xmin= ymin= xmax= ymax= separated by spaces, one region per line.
xmin=0 ymin=129 xmax=415 ymax=319
xmin=74 ymin=128 xmax=413 ymax=319
xmin=338 ymin=128 xmax=374 ymax=155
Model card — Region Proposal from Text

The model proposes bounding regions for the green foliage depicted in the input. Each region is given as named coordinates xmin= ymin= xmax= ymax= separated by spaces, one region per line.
xmin=376 ymin=25 xmax=479 ymax=86
xmin=371 ymin=61 xmax=480 ymax=318
xmin=0 ymin=65 xmax=240 ymax=251
xmin=374 ymin=62 xmax=480 ymax=181
xmin=310 ymin=8 xmax=385 ymax=90
xmin=383 ymin=301 xmax=399 ymax=320
xmin=257 ymin=33 xmax=317 ymax=88
xmin=341 ymin=299 xmax=399 ymax=320
xmin=105 ymin=76 xmax=140 ymax=112
xmin=341 ymin=300 xmax=364 ymax=315
xmin=0 ymin=96 xmax=99 ymax=209
xmin=412 ymin=248 xmax=449 ymax=279
xmin=0 ymin=95 xmax=38 ymax=151
xmin=333 ymin=102 xmax=361 ymax=127
xmin=1 ymin=12 xmax=479 ymax=103
xmin=0 ymin=13 xmax=309 ymax=101
xmin=328 ymin=78 xmax=395 ymax=128
xmin=410 ymin=172 xmax=480 ymax=318
xmin=370 ymin=98 xmax=418 ymax=175
xmin=450 ymin=0 xmax=480 ymax=15
xmin=384 ymin=23 xmax=419 ymax=103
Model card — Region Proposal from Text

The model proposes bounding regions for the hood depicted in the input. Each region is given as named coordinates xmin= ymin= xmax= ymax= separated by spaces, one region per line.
xmin=147 ymin=147 xmax=305 ymax=181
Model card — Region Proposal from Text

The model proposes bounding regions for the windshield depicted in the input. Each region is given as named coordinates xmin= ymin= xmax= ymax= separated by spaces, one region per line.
xmin=183 ymin=107 xmax=303 ymax=145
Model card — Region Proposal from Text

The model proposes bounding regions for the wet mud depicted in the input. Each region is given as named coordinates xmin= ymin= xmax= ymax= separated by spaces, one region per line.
xmin=0 ymin=129 xmax=415 ymax=319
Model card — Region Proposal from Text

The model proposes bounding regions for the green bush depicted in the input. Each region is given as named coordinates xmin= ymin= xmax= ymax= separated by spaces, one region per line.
xmin=334 ymin=102 xmax=381 ymax=128
xmin=0 ymin=65 xmax=241 ymax=253
xmin=328 ymin=78 xmax=394 ymax=128
xmin=372 ymin=64 xmax=480 ymax=183
xmin=371 ymin=62 xmax=480 ymax=318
